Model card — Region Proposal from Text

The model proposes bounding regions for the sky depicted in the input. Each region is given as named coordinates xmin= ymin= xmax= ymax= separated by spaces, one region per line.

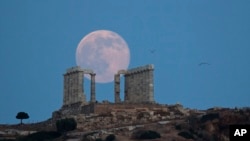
xmin=0 ymin=0 xmax=250 ymax=124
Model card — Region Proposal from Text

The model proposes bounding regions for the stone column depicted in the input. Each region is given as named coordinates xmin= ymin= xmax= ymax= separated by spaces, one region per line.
xmin=90 ymin=73 xmax=96 ymax=103
xmin=124 ymin=73 xmax=129 ymax=102
xmin=81 ymin=73 xmax=84 ymax=99
xmin=114 ymin=74 xmax=121 ymax=103
xmin=63 ymin=74 xmax=69 ymax=105
xmin=148 ymin=67 xmax=154 ymax=103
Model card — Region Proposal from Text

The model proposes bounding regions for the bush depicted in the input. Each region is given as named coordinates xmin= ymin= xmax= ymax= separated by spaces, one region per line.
xmin=200 ymin=113 xmax=219 ymax=123
xmin=175 ymin=124 xmax=182 ymax=130
xmin=17 ymin=131 xmax=61 ymax=141
xmin=56 ymin=118 xmax=77 ymax=133
xmin=133 ymin=130 xmax=161 ymax=139
xmin=105 ymin=134 xmax=116 ymax=141
xmin=178 ymin=131 xmax=194 ymax=139
xmin=95 ymin=138 xmax=103 ymax=141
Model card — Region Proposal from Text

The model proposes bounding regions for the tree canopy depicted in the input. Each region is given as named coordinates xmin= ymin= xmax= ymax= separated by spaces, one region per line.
xmin=16 ymin=112 xmax=29 ymax=124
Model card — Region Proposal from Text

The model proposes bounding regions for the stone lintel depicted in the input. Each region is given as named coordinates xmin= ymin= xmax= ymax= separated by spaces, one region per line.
xmin=66 ymin=66 xmax=84 ymax=73
xmin=82 ymin=69 xmax=94 ymax=74
xmin=125 ymin=64 xmax=154 ymax=75
xmin=65 ymin=66 xmax=95 ymax=75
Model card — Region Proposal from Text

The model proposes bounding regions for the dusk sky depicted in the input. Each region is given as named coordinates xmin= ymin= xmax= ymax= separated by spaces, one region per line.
xmin=1 ymin=0 xmax=250 ymax=124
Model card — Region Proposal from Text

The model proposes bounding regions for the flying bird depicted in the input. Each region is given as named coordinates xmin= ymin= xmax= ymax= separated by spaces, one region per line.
xmin=149 ymin=49 xmax=156 ymax=54
xmin=198 ymin=62 xmax=210 ymax=66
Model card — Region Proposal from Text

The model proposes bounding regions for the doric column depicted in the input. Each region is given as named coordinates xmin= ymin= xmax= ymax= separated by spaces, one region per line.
xmin=63 ymin=74 xmax=69 ymax=105
xmin=114 ymin=74 xmax=121 ymax=103
xmin=90 ymin=73 xmax=96 ymax=103
xmin=148 ymin=66 xmax=154 ymax=103
xmin=124 ymin=73 xmax=129 ymax=102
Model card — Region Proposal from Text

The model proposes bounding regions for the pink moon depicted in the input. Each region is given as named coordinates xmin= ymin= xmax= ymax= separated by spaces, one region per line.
xmin=76 ymin=30 xmax=130 ymax=83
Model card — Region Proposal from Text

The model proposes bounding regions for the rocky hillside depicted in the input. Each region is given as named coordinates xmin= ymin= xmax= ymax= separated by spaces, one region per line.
xmin=0 ymin=105 xmax=250 ymax=141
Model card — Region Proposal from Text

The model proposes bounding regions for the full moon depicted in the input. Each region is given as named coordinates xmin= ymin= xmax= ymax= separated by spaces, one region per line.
xmin=76 ymin=30 xmax=130 ymax=83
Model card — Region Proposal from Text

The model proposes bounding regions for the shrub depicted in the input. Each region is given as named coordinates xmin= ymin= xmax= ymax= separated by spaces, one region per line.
xmin=133 ymin=130 xmax=161 ymax=139
xmin=178 ymin=131 xmax=194 ymax=139
xmin=17 ymin=131 xmax=61 ymax=141
xmin=175 ymin=124 xmax=182 ymax=130
xmin=200 ymin=113 xmax=219 ymax=123
xmin=56 ymin=118 xmax=77 ymax=133
xmin=105 ymin=134 xmax=116 ymax=141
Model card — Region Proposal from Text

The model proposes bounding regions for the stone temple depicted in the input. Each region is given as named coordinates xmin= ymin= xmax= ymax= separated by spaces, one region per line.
xmin=53 ymin=64 xmax=156 ymax=119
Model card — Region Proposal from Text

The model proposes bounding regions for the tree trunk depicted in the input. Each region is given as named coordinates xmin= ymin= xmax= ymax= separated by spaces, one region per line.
xmin=20 ymin=119 xmax=23 ymax=124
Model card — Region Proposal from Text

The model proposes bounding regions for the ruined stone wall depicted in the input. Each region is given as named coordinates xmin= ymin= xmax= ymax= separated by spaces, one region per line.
xmin=92 ymin=103 xmax=165 ymax=115
xmin=81 ymin=103 xmax=95 ymax=114
xmin=124 ymin=64 xmax=154 ymax=103
xmin=63 ymin=66 xmax=86 ymax=106
xmin=53 ymin=103 xmax=167 ymax=119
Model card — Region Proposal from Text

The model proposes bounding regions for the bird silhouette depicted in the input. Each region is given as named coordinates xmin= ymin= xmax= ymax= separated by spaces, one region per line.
xmin=149 ymin=49 xmax=156 ymax=54
xmin=198 ymin=62 xmax=210 ymax=66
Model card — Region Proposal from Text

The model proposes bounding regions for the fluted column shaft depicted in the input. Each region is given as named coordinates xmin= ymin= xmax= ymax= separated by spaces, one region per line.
xmin=90 ymin=73 xmax=96 ymax=103
xmin=114 ymin=74 xmax=121 ymax=103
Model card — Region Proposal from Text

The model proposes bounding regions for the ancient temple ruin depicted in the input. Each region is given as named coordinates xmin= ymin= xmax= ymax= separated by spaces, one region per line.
xmin=114 ymin=64 xmax=154 ymax=103
xmin=53 ymin=64 xmax=155 ymax=119
xmin=51 ymin=64 xmax=195 ymax=137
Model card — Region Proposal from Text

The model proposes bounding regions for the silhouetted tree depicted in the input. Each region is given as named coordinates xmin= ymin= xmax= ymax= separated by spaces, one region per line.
xmin=16 ymin=112 xmax=29 ymax=124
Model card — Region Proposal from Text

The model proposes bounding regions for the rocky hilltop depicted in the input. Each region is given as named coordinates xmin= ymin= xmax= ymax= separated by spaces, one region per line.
xmin=1 ymin=104 xmax=250 ymax=141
